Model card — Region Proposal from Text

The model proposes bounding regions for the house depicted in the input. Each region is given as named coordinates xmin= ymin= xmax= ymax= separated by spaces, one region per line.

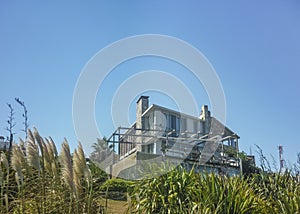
xmin=101 ymin=96 xmax=241 ymax=179
xmin=0 ymin=136 xmax=8 ymax=151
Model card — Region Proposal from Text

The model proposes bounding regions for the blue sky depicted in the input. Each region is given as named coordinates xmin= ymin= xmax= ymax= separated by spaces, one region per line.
xmin=0 ymin=1 xmax=299 ymax=167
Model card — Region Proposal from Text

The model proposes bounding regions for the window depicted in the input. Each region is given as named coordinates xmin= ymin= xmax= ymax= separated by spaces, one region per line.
xmin=193 ymin=120 xmax=199 ymax=133
xmin=142 ymin=116 xmax=149 ymax=130
xmin=148 ymin=143 xmax=154 ymax=153
xmin=164 ymin=113 xmax=180 ymax=137
xmin=142 ymin=143 xmax=154 ymax=154
xmin=230 ymin=138 xmax=237 ymax=148
xmin=181 ymin=118 xmax=187 ymax=133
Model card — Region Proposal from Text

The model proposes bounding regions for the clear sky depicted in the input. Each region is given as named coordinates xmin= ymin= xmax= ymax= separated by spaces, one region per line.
xmin=0 ymin=1 xmax=299 ymax=168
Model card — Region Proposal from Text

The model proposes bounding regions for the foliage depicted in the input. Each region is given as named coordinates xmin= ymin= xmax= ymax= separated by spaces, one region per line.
xmin=252 ymin=171 xmax=300 ymax=214
xmin=239 ymin=151 xmax=261 ymax=176
xmin=1 ymin=130 xmax=300 ymax=214
xmin=100 ymin=178 xmax=132 ymax=193
xmin=192 ymin=173 xmax=268 ymax=214
xmin=15 ymin=97 xmax=29 ymax=139
xmin=87 ymin=160 xmax=109 ymax=193
xmin=90 ymin=138 xmax=112 ymax=163
xmin=130 ymin=163 xmax=197 ymax=213
xmin=129 ymin=163 xmax=300 ymax=214
xmin=0 ymin=128 xmax=107 ymax=214
xmin=100 ymin=178 xmax=134 ymax=201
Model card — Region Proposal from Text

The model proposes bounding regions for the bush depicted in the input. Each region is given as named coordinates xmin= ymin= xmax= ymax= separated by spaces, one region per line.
xmin=100 ymin=178 xmax=132 ymax=192
xmin=99 ymin=178 xmax=134 ymax=200
xmin=129 ymin=164 xmax=300 ymax=213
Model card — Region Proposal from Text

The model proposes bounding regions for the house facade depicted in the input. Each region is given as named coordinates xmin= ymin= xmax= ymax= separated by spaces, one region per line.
xmin=102 ymin=96 xmax=241 ymax=179
xmin=0 ymin=136 xmax=8 ymax=151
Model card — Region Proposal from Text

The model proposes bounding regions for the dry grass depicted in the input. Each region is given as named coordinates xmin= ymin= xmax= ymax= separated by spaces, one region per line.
xmin=0 ymin=128 xmax=106 ymax=214
xmin=97 ymin=198 xmax=129 ymax=214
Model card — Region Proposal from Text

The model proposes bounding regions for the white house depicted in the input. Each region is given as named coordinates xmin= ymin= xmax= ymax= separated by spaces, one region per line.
xmin=100 ymin=96 xmax=241 ymax=178
xmin=0 ymin=136 xmax=8 ymax=151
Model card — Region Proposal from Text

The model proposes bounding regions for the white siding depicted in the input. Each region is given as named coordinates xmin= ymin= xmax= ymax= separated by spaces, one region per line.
xmin=154 ymin=110 xmax=165 ymax=130
xmin=186 ymin=118 xmax=194 ymax=133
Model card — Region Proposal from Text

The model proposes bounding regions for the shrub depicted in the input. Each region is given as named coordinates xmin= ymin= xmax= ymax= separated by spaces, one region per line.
xmin=100 ymin=178 xmax=131 ymax=192
xmin=130 ymin=165 xmax=300 ymax=214
xmin=100 ymin=178 xmax=134 ymax=200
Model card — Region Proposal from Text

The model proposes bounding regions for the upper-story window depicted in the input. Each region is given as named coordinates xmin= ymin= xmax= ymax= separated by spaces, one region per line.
xmin=230 ymin=138 xmax=237 ymax=148
xmin=181 ymin=118 xmax=187 ymax=134
xmin=142 ymin=116 xmax=150 ymax=130
xmin=222 ymin=138 xmax=237 ymax=149
xmin=164 ymin=113 xmax=180 ymax=136
xmin=193 ymin=120 xmax=199 ymax=133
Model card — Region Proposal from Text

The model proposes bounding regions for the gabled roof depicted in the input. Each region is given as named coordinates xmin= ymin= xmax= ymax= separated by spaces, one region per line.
xmin=140 ymin=103 xmax=239 ymax=138
xmin=142 ymin=104 xmax=202 ymax=121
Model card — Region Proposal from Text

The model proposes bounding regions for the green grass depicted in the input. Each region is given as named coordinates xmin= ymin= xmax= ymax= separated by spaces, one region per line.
xmin=129 ymin=163 xmax=300 ymax=214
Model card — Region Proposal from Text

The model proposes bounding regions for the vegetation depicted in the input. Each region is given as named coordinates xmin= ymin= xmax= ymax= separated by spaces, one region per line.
xmin=129 ymin=164 xmax=300 ymax=214
xmin=14 ymin=98 xmax=29 ymax=139
xmin=90 ymin=138 xmax=113 ymax=163
xmin=0 ymin=128 xmax=108 ymax=213
xmin=1 ymin=129 xmax=299 ymax=213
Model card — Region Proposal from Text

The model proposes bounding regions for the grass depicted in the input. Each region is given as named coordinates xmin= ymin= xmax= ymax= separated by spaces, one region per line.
xmin=0 ymin=128 xmax=105 ymax=214
xmin=129 ymin=163 xmax=300 ymax=214
xmin=1 ymin=128 xmax=300 ymax=213
xmin=97 ymin=198 xmax=129 ymax=214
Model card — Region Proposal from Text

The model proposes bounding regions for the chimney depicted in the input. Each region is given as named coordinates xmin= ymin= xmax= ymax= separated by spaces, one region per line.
xmin=136 ymin=96 xmax=149 ymax=129
xmin=200 ymin=105 xmax=211 ymax=133
xmin=200 ymin=105 xmax=210 ymax=120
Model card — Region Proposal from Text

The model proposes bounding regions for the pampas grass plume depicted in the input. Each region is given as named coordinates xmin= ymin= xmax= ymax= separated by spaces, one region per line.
xmin=60 ymin=140 xmax=75 ymax=193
